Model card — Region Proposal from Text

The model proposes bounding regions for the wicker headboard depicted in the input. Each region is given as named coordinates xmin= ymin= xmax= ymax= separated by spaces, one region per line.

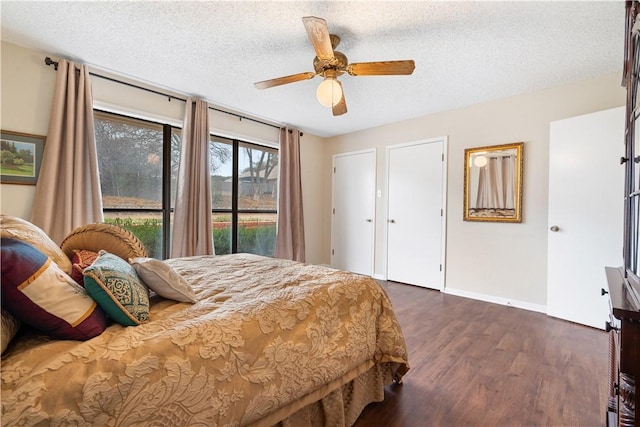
xmin=60 ymin=223 xmax=148 ymax=260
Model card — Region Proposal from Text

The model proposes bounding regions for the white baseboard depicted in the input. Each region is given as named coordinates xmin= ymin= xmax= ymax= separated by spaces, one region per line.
xmin=443 ymin=287 xmax=547 ymax=314
xmin=372 ymin=273 xmax=385 ymax=280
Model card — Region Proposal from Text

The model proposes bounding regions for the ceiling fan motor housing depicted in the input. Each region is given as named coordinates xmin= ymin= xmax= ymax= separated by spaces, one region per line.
xmin=314 ymin=50 xmax=348 ymax=76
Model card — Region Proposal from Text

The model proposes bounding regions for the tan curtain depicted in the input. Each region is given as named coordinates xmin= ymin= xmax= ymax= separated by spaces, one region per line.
xmin=275 ymin=127 xmax=305 ymax=262
xmin=171 ymin=98 xmax=213 ymax=258
xmin=30 ymin=59 xmax=103 ymax=244
xmin=502 ymin=155 xmax=516 ymax=209
xmin=475 ymin=155 xmax=516 ymax=209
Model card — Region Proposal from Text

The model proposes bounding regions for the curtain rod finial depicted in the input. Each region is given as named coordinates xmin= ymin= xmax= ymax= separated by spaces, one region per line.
xmin=44 ymin=56 xmax=59 ymax=71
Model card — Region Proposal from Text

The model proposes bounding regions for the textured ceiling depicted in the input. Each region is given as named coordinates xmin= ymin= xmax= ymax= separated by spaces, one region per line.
xmin=1 ymin=1 xmax=625 ymax=138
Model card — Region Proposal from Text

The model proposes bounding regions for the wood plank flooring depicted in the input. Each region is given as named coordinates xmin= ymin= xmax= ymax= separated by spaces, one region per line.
xmin=354 ymin=281 xmax=609 ymax=427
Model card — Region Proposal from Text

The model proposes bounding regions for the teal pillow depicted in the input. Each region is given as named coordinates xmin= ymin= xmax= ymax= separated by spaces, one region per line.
xmin=83 ymin=250 xmax=150 ymax=326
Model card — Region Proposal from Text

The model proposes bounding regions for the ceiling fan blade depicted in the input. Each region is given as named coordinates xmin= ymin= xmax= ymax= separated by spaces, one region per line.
xmin=332 ymin=81 xmax=347 ymax=116
xmin=346 ymin=60 xmax=416 ymax=76
xmin=254 ymin=72 xmax=316 ymax=89
xmin=302 ymin=16 xmax=335 ymax=61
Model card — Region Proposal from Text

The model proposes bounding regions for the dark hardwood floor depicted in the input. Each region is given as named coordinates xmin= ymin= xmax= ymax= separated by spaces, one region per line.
xmin=354 ymin=281 xmax=609 ymax=427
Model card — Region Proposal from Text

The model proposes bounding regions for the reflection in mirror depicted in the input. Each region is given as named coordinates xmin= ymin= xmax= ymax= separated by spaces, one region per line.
xmin=464 ymin=142 xmax=524 ymax=223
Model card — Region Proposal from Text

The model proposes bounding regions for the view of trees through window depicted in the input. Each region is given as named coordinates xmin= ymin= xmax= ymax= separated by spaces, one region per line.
xmin=210 ymin=137 xmax=278 ymax=256
xmin=94 ymin=110 xmax=278 ymax=259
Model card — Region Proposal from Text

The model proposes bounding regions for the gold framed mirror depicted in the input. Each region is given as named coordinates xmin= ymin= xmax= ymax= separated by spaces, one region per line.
xmin=464 ymin=142 xmax=524 ymax=223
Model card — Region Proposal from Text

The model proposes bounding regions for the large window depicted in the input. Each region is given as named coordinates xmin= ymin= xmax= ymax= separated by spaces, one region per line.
xmin=94 ymin=110 xmax=278 ymax=259
xmin=94 ymin=110 xmax=180 ymax=259
xmin=210 ymin=136 xmax=278 ymax=256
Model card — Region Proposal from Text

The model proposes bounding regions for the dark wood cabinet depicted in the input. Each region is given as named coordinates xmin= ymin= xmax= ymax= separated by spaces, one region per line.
xmin=606 ymin=2 xmax=640 ymax=426
xmin=605 ymin=267 xmax=639 ymax=427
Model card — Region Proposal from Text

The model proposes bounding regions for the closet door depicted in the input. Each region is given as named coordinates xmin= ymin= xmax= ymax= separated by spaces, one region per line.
xmin=331 ymin=150 xmax=376 ymax=276
xmin=386 ymin=139 xmax=446 ymax=289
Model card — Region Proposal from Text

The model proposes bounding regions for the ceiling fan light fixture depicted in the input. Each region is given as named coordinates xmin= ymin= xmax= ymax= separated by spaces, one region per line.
xmin=316 ymin=77 xmax=342 ymax=107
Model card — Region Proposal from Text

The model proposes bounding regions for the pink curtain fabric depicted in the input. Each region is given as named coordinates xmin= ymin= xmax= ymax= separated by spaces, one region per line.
xmin=275 ymin=128 xmax=306 ymax=262
xmin=171 ymin=98 xmax=214 ymax=258
xmin=30 ymin=59 xmax=103 ymax=244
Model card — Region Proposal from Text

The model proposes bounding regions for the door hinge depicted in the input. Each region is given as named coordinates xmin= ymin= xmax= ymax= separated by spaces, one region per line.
xmin=442 ymin=153 xmax=444 ymax=161
xmin=440 ymin=264 xmax=442 ymax=271
xmin=441 ymin=209 xmax=443 ymax=216
xmin=332 ymin=249 xmax=335 ymax=255
xmin=332 ymin=208 xmax=335 ymax=214
xmin=333 ymin=167 xmax=336 ymax=173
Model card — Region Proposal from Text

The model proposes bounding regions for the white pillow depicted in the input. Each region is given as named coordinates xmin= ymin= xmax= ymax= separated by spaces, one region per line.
xmin=129 ymin=257 xmax=196 ymax=303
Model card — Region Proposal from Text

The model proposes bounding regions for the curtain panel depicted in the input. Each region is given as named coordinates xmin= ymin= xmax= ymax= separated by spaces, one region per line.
xmin=475 ymin=155 xmax=516 ymax=209
xmin=171 ymin=98 xmax=214 ymax=258
xmin=30 ymin=59 xmax=103 ymax=244
xmin=275 ymin=127 xmax=306 ymax=262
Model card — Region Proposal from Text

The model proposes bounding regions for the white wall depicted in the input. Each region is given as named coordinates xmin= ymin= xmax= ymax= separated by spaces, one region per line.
xmin=324 ymin=72 xmax=625 ymax=308
xmin=0 ymin=41 xmax=327 ymax=265
xmin=0 ymin=42 xmax=56 ymax=217
xmin=1 ymin=41 xmax=626 ymax=308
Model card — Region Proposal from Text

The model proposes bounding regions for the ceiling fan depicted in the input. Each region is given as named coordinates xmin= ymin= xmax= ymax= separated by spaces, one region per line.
xmin=254 ymin=16 xmax=416 ymax=116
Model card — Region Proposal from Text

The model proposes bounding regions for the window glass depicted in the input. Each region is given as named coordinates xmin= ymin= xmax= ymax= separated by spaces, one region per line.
xmin=95 ymin=111 xmax=277 ymax=259
xmin=237 ymin=212 xmax=277 ymax=256
xmin=95 ymin=112 xmax=163 ymax=209
xmin=238 ymin=142 xmax=278 ymax=211
xmin=210 ymin=137 xmax=278 ymax=256
xmin=104 ymin=211 xmax=163 ymax=258
xmin=210 ymin=138 xmax=233 ymax=210
xmin=213 ymin=213 xmax=232 ymax=255
xmin=95 ymin=111 xmax=176 ymax=259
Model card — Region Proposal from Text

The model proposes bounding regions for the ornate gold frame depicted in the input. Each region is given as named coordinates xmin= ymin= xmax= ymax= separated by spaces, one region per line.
xmin=463 ymin=142 xmax=524 ymax=223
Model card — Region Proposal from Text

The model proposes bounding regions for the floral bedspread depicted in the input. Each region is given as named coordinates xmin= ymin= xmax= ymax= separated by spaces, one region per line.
xmin=1 ymin=254 xmax=409 ymax=426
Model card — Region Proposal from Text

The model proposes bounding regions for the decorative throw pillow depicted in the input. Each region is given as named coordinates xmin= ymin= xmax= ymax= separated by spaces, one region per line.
xmin=71 ymin=249 xmax=99 ymax=286
xmin=1 ymin=307 xmax=21 ymax=354
xmin=129 ymin=257 xmax=196 ymax=303
xmin=83 ymin=251 xmax=150 ymax=326
xmin=0 ymin=238 xmax=108 ymax=340
xmin=0 ymin=215 xmax=73 ymax=275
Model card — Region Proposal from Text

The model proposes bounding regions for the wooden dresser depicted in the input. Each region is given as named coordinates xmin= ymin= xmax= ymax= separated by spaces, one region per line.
xmin=606 ymin=3 xmax=640 ymax=426
xmin=605 ymin=267 xmax=640 ymax=427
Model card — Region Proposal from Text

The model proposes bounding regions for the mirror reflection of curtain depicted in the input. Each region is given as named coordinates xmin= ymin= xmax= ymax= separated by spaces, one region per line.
xmin=475 ymin=155 xmax=516 ymax=209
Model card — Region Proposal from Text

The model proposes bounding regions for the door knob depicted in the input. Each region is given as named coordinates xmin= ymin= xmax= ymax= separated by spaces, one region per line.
xmin=550 ymin=225 xmax=560 ymax=232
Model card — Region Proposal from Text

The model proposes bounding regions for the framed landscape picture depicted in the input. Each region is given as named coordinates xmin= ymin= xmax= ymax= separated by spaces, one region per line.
xmin=0 ymin=130 xmax=45 ymax=185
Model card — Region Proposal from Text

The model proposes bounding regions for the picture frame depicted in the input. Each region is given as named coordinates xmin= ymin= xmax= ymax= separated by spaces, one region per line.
xmin=463 ymin=142 xmax=524 ymax=223
xmin=0 ymin=130 xmax=45 ymax=185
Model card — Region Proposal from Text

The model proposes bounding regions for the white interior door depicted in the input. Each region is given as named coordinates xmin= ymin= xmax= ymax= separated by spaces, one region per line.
xmin=331 ymin=150 xmax=376 ymax=275
xmin=387 ymin=139 xmax=445 ymax=289
xmin=547 ymin=106 xmax=624 ymax=329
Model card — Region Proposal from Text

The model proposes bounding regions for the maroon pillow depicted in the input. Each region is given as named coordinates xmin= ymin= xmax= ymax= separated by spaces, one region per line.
xmin=0 ymin=238 xmax=108 ymax=340
xmin=71 ymin=249 xmax=99 ymax=286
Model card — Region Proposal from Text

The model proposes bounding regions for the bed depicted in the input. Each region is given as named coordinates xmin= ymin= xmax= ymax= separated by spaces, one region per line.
xmin=0 ymin=217 xmax=409 ymax=426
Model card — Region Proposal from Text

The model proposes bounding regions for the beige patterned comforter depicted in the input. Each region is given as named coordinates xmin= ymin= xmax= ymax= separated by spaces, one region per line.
xmin=1 ymin=254 xmax=409 ymax=426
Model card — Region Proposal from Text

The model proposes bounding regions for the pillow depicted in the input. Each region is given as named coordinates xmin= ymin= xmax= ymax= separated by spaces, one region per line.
xmin=0 ymin=215 xmax=73 ymax=275
xmin=71 ymin=249 xmax=99 ymax=286
xmin=83 ymin=251 xmax=150 ymax=326
xmin=61 ymin=223 xmax=148 ymax=261
xmin=1 ymin=308 xmax=21 ymax=354
xmin=0 ymin=238 xmax=108 ymax=340
xmin=130 ymin=257 xmax=196 ymax=303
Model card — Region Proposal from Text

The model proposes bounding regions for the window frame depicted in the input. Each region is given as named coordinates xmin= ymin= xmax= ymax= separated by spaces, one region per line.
xmin=209 ymin=135 xmax=278 ymax=254
xmin=94 ymin=109 xmax=179 ymax=259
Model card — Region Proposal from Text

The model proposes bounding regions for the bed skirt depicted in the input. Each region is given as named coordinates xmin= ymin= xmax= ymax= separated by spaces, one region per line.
xmin=257 ymin=361 xmax=397 ymax=427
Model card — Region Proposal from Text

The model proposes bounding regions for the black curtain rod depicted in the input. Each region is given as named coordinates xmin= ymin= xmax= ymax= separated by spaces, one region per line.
xmin=44 ymin=56 xmax=302 ymax=135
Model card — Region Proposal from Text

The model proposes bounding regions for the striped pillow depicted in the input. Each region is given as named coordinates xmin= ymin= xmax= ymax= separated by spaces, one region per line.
xmin=0 ymin=238 xmax=108 ymax=340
